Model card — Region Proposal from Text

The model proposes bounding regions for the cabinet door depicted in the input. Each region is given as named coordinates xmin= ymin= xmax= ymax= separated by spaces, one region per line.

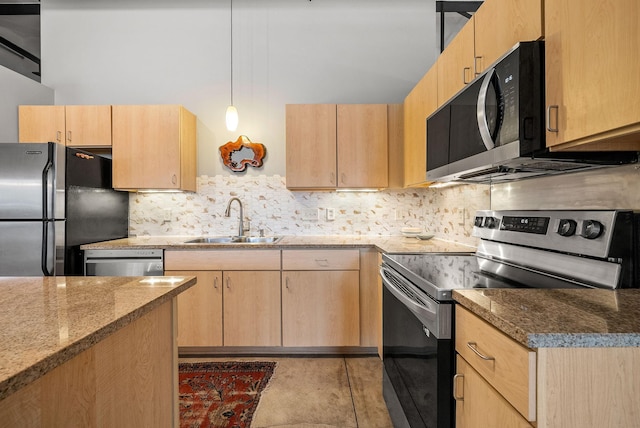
xmin=223 ymin=271 xmax=281 ymax=347
xmin=545 ymin=0 xmax=640 ymax=150
xmin=285 ymin=104 xmax=337 ymax=189
xmin=64 ymin=105 xmax=112 ymax=148
xmin=473 ymin=0 xmax=543 ymax=75
xmin=404 ymin=65 xmax=438 ymax=187
xmin=455 ymin=356 xmax=533 ymax=428
xmin=437 ymin=18 xmax=475 ymax=106
xmin=168 ymin=270 xmax=222 ymax=347
xmin=282 ymin=270 xmax=360 ymax=347
xmin=18 ymin=105 xmax=65 ymax=144
xmin=112 ymin=105 xmax=195 ymax=191
xmin=337 ymin=104 xmax=388 ymax=188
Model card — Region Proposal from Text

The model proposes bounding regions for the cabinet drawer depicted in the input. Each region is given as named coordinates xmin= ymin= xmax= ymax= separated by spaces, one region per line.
xmin=455 ymin=305 xmax=536 ymax=421
xmin=282 ymin=249 xmax=359 ymax=270
xmin=165 ymin=250 xmax=281 ymax=270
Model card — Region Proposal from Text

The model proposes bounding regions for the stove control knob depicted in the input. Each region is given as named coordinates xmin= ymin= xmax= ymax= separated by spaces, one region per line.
xmin=582 ymin=220 xmax=604 ymax=239
xmin=557 ymin=219 xmax=577 ymax=237
xmin=484 ymin=216 xmax=498 ymax=229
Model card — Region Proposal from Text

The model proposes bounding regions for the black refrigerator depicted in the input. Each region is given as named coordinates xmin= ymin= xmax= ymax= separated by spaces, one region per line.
xmin=0 ymin=142 xmax=129 ymax=276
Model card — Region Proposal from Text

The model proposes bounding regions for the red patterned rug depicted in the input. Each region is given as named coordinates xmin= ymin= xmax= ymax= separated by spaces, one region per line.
xmin=179 ymin=361 xmax=276 ymax=428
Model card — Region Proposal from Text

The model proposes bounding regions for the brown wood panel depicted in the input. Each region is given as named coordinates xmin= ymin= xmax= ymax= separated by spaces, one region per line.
xmin=285 ymin=104 xmax=337 ymax=189
xmin=282 ymin=270 xmax=360 ymax=347
xmin=282 ymin=249 xmax=359 ymax=270
xmin=358 ymin=248 xmax=380 ymax=349
xmin=404 ymin=65 xmax=438 ymax=187
xmin=165 ymin=250 xmax=281 ymax=271
xmin=179 ymin=107 xmax=197 ymax=191
xmin=387 ymin=103 xmax=404 ymax=189
xmin=337 ymin=104 xmax=388 ymax=188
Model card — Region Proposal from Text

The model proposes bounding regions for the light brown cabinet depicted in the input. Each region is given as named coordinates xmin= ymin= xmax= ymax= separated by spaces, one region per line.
xmin=111 ymin=105 xmax=196 ymax=191
xmin=544 ymin=0 xmax=640 ymax=151
xmin=165 ymin=250 xmax=281 ymax=348
xmin=19 ymin=105 xmax=112 ymax=148
xmin=166 ymin=270 xmax=222 ymax=347
xmin=282 ymin=250 xmax=360 ymax=347
xmin=286 ymin=104 xmax=389 ymax=190
xmin=472 ymin=0 xmax=543 ymax=75
xmin=403 ymin=66 xmax=438 ymax=187
xmin=455 ymin=356 xmax=533 ymax=428
xmin=437 ymin=19 xmax=476 ymax=106
xmin=223 ymin=270 xmax=281 ymax=347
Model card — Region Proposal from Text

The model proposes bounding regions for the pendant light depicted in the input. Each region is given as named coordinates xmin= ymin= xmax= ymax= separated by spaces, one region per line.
xmin=225 ymin=0 xmax=239 ymax=131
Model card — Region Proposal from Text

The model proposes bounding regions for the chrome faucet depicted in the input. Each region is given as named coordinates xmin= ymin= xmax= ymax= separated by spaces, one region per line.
xmin=224 ymin=197 xmax=244 ymax=237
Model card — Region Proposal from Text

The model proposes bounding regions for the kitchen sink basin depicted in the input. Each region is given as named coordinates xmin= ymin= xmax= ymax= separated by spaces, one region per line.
xmin=183 ymin=236 xmax=282 ymax=244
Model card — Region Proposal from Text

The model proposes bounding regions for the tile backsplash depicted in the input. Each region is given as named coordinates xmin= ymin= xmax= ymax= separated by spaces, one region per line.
xmin=130 ymin=175 xmax=490 ymax=246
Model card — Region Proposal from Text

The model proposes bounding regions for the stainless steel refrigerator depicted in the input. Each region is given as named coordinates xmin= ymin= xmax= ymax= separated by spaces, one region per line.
xmin=0 ymin=142 xmax=129 ymax=276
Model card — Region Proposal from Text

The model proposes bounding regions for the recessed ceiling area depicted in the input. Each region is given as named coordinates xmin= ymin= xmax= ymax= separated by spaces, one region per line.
xmin=0 ymin=1 xmax=40 ymax=82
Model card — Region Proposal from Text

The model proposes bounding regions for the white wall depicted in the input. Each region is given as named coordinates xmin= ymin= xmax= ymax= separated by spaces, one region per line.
xmin=41 ymin=0 xmax=437 ymax=176
xmin=0 ymin=65 xmax=54 ymax=143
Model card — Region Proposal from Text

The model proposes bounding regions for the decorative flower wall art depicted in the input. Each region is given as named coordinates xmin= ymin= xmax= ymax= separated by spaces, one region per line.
xmin=219 ymin=135 xmax=266 ymax=172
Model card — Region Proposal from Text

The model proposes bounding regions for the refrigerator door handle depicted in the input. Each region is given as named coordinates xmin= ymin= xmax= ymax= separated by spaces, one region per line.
xmin=42 ymin=144 xmax=54 ymax=220
xmin=41 ymin=221 xmax=53 ymax=276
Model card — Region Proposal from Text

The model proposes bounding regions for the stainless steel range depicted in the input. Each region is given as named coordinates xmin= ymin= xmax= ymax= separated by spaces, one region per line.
xmin=380 ymin=209 xmax=639 ymax=428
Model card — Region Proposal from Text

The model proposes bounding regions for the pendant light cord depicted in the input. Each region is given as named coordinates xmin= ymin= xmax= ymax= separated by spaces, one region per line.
xmin=230 ymin=0 xmax=234 ymax=106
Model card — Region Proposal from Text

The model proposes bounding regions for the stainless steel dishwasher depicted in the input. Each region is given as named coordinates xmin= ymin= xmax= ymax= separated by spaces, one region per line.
xmin=84 ymin=249 xmax=164 ymax=276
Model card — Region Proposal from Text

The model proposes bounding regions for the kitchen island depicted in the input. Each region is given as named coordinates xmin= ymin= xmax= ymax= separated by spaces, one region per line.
xmin=0 ymin=275 xmax=196 ymax=427
xmin=453 ymin=288 xmax=640 ymax=428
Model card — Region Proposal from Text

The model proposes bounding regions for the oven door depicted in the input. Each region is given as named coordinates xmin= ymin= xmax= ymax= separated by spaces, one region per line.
xmin=381 ymin=266 xmax=454 ymax=428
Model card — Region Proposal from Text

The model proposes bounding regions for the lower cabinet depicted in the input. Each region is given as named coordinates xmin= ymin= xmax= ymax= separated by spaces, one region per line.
xmin=282 ymin=270 xmax=360 ymax=347
xmin=455 ymin=355 xmax=533 ymax=428
xmin=223 ymin=270 xmax=281 ymax=346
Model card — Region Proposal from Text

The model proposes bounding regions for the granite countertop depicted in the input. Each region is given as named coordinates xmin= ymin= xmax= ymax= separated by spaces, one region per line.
xmin=81 ymin=235 xmax=477 ymax=254
xmin=0 ymin=275 xmax=196 ymax=401
xmin=453 ymin=288 xmax=640 ymax=349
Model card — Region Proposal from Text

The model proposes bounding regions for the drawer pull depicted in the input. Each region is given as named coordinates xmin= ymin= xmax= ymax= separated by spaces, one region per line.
xmin=315 ymin=258 xmax=330 ymax=267
xmin=467 ymin=342 xmax=495 ymax=361
xmin=453 ymin=373 xmax=464 ymax=400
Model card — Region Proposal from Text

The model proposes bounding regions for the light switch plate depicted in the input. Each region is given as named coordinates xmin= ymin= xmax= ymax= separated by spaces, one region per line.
xmin=326 ymin=208 xmax=336 ymax=221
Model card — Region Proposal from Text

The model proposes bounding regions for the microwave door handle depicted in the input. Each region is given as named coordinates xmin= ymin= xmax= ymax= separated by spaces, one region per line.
xmin=477 ymin=69 xmax=496 ymax=151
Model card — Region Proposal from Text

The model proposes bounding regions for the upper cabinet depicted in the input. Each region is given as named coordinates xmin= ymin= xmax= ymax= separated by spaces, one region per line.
xmin=404 ymin=66 xmax=438 ymax=187
xmin=473 ymin=0 xmax=543 ymax=75
xmin=286 ymin=104 xmax=389 ymax=190
xmin=437 ymin=19 xmax=476 ymax=107
xmin=19 ymin=105 xmax=112 ymax=148
xmin=111 ymin=105 xmax=197 ymax=192
xmin=545 ymin=0 xmax=640 ymax=151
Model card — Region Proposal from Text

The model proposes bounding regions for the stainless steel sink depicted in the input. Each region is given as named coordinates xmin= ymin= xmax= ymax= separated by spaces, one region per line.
xmin=183 ymin=236 xmax=281 ymax=244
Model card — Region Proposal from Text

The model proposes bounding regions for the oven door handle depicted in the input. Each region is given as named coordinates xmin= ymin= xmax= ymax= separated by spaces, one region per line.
xmin=380 ymin=266 xmax=441 ymax=333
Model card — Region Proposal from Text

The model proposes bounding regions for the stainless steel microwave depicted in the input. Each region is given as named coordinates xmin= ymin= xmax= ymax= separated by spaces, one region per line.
xmin=426 ymin=41 xmax=637 ymax=184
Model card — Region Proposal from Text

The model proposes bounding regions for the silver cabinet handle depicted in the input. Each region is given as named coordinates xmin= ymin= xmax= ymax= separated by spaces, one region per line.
xmin=474 ymin=56 xmax=483 ymax=75
xmin=315 ymin=258 xmax=330 ymax=267
xmin=467 ymin=342 xmax=495 ymax=361
xmin=67 ymin=130 xmax=72 ymax=143
xmin=226 ymin=276 xmax=230 ymax=289
xmin=453 ymin=373 xmax=464 ymax=400
xmin=213 ymin=277 xmax=218 ymax=289
xmin=340 ymin=173 xmax=346 ymax=184
xmin=56 ymin=130 xmax=62 ymax=142
xmin=463 ymin=66 xmax=472 ymax=84
xmin=171 ymin=174 xmax=177 ymax=185
xmin=285 ymin=277 xmax=290 ymax=289
xmin=546 ymin=105 xmax=559 ymax=132
xmin=329 ymin=172 xmax=336 ymax=185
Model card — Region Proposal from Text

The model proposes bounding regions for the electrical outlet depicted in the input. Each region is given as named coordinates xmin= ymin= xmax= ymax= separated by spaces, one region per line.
xmin=300 ymin=209 xmax=318 ymax=221
xmin=458 ymin=208 xmax=465 ymax=226
xmin=163 ymin=208 xmax=172 ymax=222
xmin=326 ymin=208 xmax=336 ymax=221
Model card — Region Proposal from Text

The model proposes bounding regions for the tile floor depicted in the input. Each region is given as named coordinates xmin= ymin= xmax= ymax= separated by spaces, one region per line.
xmin=179 ymin=356 xmax=394 ymax=428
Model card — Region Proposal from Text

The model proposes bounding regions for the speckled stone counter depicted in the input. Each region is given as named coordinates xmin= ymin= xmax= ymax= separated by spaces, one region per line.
xmin=81 ymin=235 xmax=477 ymax=254
xmin=453 ymin=288 xmax=640 ymax=349
xmin=0 ymin=275 xmax=196 ymax=401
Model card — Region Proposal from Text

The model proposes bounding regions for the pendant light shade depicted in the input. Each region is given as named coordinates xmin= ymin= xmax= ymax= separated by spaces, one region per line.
xmin=226 ymin=0 xmax=239 ymax=131
xmin=225 ymin=105 xmax=239 ymax=131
